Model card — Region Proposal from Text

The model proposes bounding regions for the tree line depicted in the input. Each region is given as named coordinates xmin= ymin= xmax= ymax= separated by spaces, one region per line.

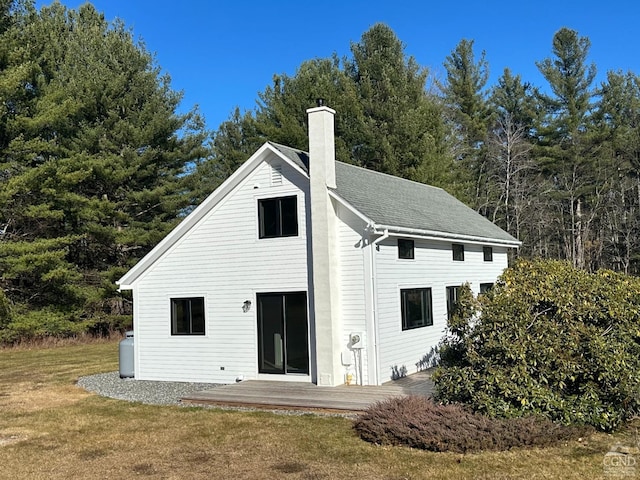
xmin=203 ymin=25 xmax=640 ymax=276
xmin=0 ymin=1 xmax=638 ymax=340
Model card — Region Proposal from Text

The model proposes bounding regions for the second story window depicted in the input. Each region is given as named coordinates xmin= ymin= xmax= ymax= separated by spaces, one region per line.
xmin=258 ymin=196 xmax=298 ymax=238
xmin=452 ymin=243 xmax=464 ymax=261
xmin=398 ymin=239 xmax=415 ymax=259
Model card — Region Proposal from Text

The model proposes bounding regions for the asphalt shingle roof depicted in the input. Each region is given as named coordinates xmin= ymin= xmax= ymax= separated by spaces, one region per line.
xmin=270 ymin=142 xmax=519 ymax=244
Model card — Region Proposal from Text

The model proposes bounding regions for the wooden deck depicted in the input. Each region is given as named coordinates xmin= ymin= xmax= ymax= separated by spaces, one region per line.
xmin=181 ymin=371 xmax=434 ymax=413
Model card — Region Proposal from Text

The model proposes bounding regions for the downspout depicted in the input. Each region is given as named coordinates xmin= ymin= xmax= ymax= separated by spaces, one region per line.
xmin=371 ymin=228 xmax=390 ymax=248
xmin=367 ymin=226 xmax=388 ymax=385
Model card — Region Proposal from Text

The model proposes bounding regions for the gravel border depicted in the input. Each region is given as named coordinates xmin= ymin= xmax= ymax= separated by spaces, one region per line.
xmin=77 ymin=372 xmax=220 ymax=406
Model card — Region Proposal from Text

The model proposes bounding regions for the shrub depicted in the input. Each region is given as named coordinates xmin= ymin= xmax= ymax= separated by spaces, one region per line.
xmin=353 ymin=396 xmax=590 ymax=453
xmin=0 ymin=308 xmax=88 ymax=344
xmin=0 ymin=288 xmax=10 ymax=327
xmin=433 ymin=259 xmax=640 ymax=431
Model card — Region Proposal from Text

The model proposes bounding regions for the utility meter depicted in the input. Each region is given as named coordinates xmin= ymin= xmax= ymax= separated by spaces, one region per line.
xmin=350 ymin=332 xmax=364 ymax=349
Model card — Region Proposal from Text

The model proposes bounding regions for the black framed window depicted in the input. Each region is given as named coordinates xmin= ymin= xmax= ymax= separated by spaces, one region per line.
xmin=483 ymin=246 xmax=493 ymax=262
xmin=446 ymin=286 xmax=460 ymax=320
xmin=258 ymin=196 xmax=298 ymax=238
xmin=452 ymin=243 xmax=464 ymax=261
xmin=480 ymin=283 xmax=494 ymax=294
xmin=398 ymin=239 xmax=414 ymax=259
xmin=401 ymin=288 xmax=433 ymax=330
xmin=171 ymin=297 xmax=205 ymax=335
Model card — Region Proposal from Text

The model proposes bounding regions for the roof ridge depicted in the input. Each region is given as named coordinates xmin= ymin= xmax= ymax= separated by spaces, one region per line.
xmin=335 ymin=160 xmax=445 ymax=193
xmin=268 ymin=141 xmax=304 ymax=152
xmin=269 ymin=141 xmax=446 ymax=194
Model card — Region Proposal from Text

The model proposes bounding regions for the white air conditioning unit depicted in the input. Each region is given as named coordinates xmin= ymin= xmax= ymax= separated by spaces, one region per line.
xmin=350 ymin=332 xmax=364 ymax=349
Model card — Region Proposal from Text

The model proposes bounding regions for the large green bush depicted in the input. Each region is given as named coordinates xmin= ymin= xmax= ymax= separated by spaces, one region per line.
xmin=433 ymin=259 xmax=640 ymax=431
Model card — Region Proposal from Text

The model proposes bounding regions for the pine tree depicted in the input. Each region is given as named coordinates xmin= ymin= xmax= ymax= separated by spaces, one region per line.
xmin=198 ymin=23 xmax=453 ymax=198
xmin=535 ymin=27 xmax=598 ymax=268
xmin=594 ymin=71 xmax=640 ymax=273
xmin=440 ymin=39 xmax=492 ymax=207
xmin=0 ymin=2 xmax=209 ymax=339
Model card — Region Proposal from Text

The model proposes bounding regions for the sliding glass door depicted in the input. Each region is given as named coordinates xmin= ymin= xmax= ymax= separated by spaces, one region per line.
xmin=257 ymin=292 xmax=309 ymax=375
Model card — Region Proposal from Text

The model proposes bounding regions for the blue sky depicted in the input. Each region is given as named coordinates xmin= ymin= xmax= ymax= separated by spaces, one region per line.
xmin=37 ymin=1 xmax=640 ymax=132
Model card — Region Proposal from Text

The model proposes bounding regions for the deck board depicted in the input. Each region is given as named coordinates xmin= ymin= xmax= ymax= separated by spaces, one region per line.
xmin=181 ymin=371 xmax=434 ymax=413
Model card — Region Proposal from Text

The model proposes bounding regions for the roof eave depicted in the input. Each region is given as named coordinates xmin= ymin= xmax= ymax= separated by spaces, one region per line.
xmin=328 ymin=190 xmax=373 ymax=225
xmin=370 ymin=223 xmax=522 ymax=248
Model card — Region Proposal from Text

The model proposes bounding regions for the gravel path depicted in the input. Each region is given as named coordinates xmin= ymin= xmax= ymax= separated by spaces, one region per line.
xmin=77 ymin=372 xmax=220 ymax=406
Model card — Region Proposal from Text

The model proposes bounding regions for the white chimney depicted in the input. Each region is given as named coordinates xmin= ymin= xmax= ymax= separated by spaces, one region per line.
xmin=307 ymin=104 xmax=337 ymax=189
xmin=306 ymin=102 xmax=341 ymax=386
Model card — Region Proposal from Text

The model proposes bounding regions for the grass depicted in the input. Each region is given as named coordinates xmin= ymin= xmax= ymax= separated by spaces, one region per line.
xmin=0 ymin=340 xmax=635 ymax=479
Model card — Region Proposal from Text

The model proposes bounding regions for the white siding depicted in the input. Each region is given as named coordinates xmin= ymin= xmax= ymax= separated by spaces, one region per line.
xmin=374 ymin=238 xmax=509 ymax=383
xmin=335 ymin=204 xmax=369 ymax=385
xmin=132 ymin=157 xmax=310 ymax=383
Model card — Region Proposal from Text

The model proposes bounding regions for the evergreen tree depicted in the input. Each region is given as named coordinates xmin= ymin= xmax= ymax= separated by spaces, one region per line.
xmin=344 ymin=23 xmax=450 ymax=185
xmin=594 ymin=71 xmax=640 ymax=273
xmin=198 ymin=23 xmax=452 ymax=197
xmin=441 ymin=39 xmax=491 ymax=155
xmin=440 ymin=39 xmax=492 ymax=207
xmin=535 ymin=27 xmax=598 ymax=268
xmin=0 ymin=2 xmax=209 ymax=339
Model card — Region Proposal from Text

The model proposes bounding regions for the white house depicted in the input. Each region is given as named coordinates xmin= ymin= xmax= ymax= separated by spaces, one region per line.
xmin=117 ymin=105 xmax=520 ymax=386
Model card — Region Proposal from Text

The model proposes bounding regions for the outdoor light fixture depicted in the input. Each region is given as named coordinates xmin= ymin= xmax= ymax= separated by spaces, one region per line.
xmin=242 ymin=300 xmax=251 ymax=313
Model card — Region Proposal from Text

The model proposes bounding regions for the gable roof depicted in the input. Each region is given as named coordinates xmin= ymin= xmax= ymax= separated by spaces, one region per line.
xmin=118 ymin=142 xmax=306 ymax=289
xmin=118 ymin=141 xmax=519 ymax=288
xmin=269 ymin=142 xmax=519 ymax=246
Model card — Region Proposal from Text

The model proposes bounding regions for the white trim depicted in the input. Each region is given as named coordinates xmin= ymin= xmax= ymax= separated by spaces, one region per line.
xmin=328 ymin=190 xmax=372 ymax=225
xmin=371 ymin=224 xmax=522 ymax=247
xmin=256 ymin=374 xmax=312 ymax=382
xmin=363 ymin=232 xmax=378 ymax=385
xmin=132 ymin=288 xmax=140 ymax=378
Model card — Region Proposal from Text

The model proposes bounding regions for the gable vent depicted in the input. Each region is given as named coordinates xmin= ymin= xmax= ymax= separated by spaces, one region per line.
xmin=270 ymin=165 xmax=283 ymax=186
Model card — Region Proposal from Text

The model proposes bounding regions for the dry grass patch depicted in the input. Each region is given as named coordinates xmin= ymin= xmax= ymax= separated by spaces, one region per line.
xmin=0 ymin=340 xmax=634 ymax=479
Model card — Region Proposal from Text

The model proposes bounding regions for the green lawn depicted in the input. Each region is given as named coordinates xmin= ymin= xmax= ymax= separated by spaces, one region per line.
xmin=0 ymin=340 xmax=630 ymax=479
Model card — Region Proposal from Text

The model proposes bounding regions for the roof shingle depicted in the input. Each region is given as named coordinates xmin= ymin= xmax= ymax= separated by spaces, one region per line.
xmin=271 ymin=142 xmax=519 ymax=244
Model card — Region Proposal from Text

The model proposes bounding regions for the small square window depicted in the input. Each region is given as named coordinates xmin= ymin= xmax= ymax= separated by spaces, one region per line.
xmin=258 ymin=196 xmax=298 ymax=238
xmin=401 ymin=288 xmax=433 ymax=330
xmin=483 ymin=246 xmax=493 ymax=262
xmin=171 ymin=297 xmax=205 ymax=335
xmin=452 ymin=244 xmax=464 ymax=261
xmin=398 ymin=239 xmax=414 ymax=259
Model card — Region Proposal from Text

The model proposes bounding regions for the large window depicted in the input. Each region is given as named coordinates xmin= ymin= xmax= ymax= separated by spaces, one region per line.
xmin=483 ymin=246 xmax=493 ymax=262
xmin=452 ymin=243 xmax=464 ymax=261
xmin=446 ymin=286 xmax=460 ymax=320
xmin=401 ymin=288 xmax=433 ymax=330
xmin=258 ymin=196 xmax=298 ymax=238
xmin=398 ymin=239 xmax=414 ymax=259
xmin=171 ymin=297 xmax=205 ymax=335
